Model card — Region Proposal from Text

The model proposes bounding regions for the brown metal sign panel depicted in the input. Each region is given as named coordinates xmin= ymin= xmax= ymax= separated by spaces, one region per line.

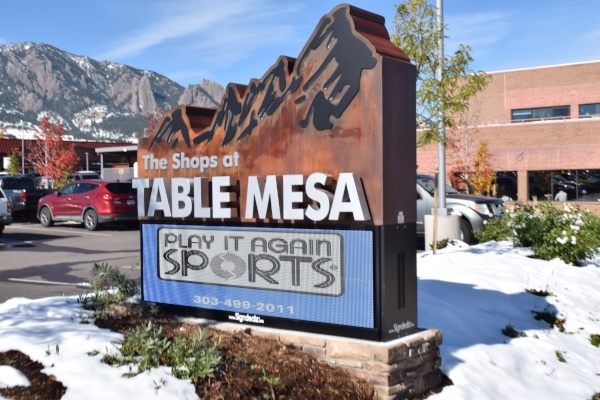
xmin=136 ymin=4 xmax=416 ymax=227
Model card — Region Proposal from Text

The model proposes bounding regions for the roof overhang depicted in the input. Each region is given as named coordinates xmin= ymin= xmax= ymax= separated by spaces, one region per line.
xmin=94 ymin=145 xmax=137 ymax=154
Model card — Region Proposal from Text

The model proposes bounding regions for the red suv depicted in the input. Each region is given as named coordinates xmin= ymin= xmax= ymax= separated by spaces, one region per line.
xmin=37 ymin=180 xmax=137 ymax=231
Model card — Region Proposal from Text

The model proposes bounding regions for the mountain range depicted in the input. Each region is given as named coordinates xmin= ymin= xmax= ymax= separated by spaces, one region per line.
xmin=0 ymin=42 xmax=225 ymax=142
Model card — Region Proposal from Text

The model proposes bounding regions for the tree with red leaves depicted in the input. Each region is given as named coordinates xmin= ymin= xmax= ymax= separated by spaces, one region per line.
xmin=142 ymin=107 xmax=164 ymax=138
xmin=27 ymin=117 xmax=80 ymax=188
xmin=447 ymin=104 xmax=495 ymax=195
xmin=447 ymin=119 xmax=477 ymax=193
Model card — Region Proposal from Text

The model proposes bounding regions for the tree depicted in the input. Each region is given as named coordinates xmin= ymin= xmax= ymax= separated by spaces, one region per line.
xmin=391 ymin=0 xmax=489 ymax=147
xmin=448 ymin=139 xmax=495 ymax=195
xmin=446 ymin=105 xmax=494 ymax=193
xmin=469 ymin=141 xmax=495 ymax=195
xmin=142 ymin=107 xmax=164 ymax=138
xmin=27 ymin=117 xmax=80 ymax=188
xmin=6 ymin=151 xmax=21 ymax=176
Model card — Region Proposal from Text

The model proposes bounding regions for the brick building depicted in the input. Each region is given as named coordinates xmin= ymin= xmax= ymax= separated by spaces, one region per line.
xmin=0 ymin=138 xmax=136 ymax=176
xmin=417 ymin=60 xmax=600 ymax=210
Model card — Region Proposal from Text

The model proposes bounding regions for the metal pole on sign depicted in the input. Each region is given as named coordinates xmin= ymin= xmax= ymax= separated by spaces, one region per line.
xmin=436 ymin=0 xmax=446 ymax=213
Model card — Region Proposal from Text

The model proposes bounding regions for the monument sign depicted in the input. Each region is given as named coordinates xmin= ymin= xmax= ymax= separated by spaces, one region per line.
xmin=134 ymin=4 xmax=417 ymax=341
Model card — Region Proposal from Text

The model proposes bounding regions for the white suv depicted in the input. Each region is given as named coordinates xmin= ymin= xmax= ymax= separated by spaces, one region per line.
xmin=416 ymin=174 xmax=504 ymax=243
xmin=0 ymin=187 xmax=13 ymax=237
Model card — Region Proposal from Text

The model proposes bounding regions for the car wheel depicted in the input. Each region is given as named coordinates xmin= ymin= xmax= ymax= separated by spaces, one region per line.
xmin=0 ymin=226 xmax=3 ymax=238
xmin=460 ymin=219 xmax=473 ymax=244
xmin=39 ymin=206 xmax=54 ymax=227
xmin=83 ymin=209 xmax=99 ymax=231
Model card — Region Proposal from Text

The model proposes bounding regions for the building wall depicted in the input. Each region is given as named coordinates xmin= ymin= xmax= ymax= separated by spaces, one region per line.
xmin=417 ymin=61 xmax=600 ymax=204
xmin=0 ymin=139 xmax=135 ymax=174
xmin=477 ymin=63 xmax=600 ymax=119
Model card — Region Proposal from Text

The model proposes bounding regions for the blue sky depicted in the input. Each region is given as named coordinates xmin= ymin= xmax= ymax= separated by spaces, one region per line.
xmin=2 ymin=1 xmax=600 ymax=88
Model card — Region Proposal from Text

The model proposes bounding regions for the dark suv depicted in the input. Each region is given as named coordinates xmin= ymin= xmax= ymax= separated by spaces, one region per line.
xmin=0 ymin=176 xmax=50 ymax=216
xmin=37 ymin=180 xmax=137 ymax=230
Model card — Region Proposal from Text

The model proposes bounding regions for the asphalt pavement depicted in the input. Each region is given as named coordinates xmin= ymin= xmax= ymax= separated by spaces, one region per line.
xmin=0 ymin=218 xmax=425 ymax=304
xmin=0 ymin=220 xmax=141 ymax=303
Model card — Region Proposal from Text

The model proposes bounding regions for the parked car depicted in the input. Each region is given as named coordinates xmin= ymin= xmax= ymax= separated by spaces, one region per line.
xmin=68 ymin=171 xmax=101 ymax=181
xmin=416 ymin=174 xmax=504 ymax=243
xmin=0 ymin=176 xmax=52 ymax=216
xmin=37 ymin=180 xmax=137 ymax=231
xmin=0 ymin=187 xmax=13 ymax=237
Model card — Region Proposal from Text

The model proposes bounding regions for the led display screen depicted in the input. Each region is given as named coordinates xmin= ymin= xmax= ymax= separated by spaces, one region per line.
xmin=142 ymin=224 xmax=374 ymax=328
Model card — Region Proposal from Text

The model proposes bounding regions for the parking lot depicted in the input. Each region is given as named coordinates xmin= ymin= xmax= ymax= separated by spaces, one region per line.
xmin=0 ymin=220 xmax=141 ymax=303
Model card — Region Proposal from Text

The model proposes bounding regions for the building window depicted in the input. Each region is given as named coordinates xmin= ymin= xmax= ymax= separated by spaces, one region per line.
xmin=528 ymin=171 xmax=552 ymax=200
xmin=511 ymin=106 xmax=570 ymax=122
xmin=527 ymin=170 xmax=600 ymax=201
xmin=579 ymin=103 xmax=600 ymax=118
xmin=494 ymin=171 xmax=517 ymax=201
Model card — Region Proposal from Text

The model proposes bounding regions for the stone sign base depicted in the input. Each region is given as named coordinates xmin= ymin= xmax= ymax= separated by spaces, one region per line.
xmin=184 ymin=317 xmax=443 ymax=399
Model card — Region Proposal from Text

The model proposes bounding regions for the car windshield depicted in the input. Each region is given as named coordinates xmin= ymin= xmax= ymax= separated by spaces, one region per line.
xmin=0 ymin=178 xmax=36 ymax=190
xmin=417 ymin=175 xmax=458 ymax=196
xmin=19 ymin=179 xmax=36 ymax=190
xmin=78 ymin=173 xmax=99 ymax=179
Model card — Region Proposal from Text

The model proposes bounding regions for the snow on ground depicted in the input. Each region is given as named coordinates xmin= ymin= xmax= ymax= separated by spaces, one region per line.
xmin=1 ymin=241 xmax=599 ymax=399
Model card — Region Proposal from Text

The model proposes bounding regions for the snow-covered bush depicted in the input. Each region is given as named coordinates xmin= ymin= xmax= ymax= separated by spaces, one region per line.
xmin=477 ymin=202 xmax=600 ymax=265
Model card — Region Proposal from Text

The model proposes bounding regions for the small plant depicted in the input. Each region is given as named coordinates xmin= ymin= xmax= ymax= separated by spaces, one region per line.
xmin=73 ymin=310 xmax=92 ymax=324
xmin=430 ymin=238 xmax=456 ymax=250
xmin=259 ymin=368 xmax=280 ymax=387
xmin=102 ymin=321 xmax=221 ymax=382
xmin=91 ymin=262 xmax=138 ymax=298
xmin=590 ymin=333 xmax=600 ymax=348
xmin=475 ymin=215 xmax=512 ymax=243
xmin=526 ymin=288 xmax=552 ymax=297
xmin=167 ymin=330 xmax=222 ymax=381
xmin=250 ymin=365 xmax=279 ymax=400
xmin=501 ymin=323 xmax=519 ymax=338
xmin=532 ymin=309 xmax=566 ymax=332
xmin=80 ymin=263 xmax=140 ymax=318
xmin=45 ymin=344 xmax=60 ymax=356
xmin=153 ymin=378 xmax=167 ymax=394
xmin=119 ymin=321 xmax=171 ymax=373
xmin=555 ymin=350 xmax=567 ymax=363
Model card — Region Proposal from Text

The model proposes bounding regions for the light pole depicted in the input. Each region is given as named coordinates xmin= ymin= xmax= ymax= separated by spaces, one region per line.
xmin=425 ymin=0 xmax=460 ymax=251
xmin=20 ymin=122 xmax=24 ymax=174
xmin=436 ymin=0 xmax=446 ymax=212
xmin=85 ymin=152 xmax=89 ymax=170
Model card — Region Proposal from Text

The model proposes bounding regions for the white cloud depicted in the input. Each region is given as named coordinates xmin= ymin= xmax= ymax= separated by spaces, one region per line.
xmin=96 ymin=0 xmax=303 ymax=63
xmin=445 ymin=11 xmax=512 ymax=56
xmin=186 ymin=24 xmax=299 ymax=67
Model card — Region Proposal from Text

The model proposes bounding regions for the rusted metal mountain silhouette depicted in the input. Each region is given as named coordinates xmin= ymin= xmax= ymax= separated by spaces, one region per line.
xmin=146 ymin=4 xmax=409 ymax=152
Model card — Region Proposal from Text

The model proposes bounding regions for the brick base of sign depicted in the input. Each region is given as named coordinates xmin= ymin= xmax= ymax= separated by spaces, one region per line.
xmin=183 ymin=318 xmax=443 ymax=400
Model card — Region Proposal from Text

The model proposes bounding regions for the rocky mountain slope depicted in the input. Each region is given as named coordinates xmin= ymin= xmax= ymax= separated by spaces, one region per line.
xmin=0 ymin=42 xmax=224 ymax=141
